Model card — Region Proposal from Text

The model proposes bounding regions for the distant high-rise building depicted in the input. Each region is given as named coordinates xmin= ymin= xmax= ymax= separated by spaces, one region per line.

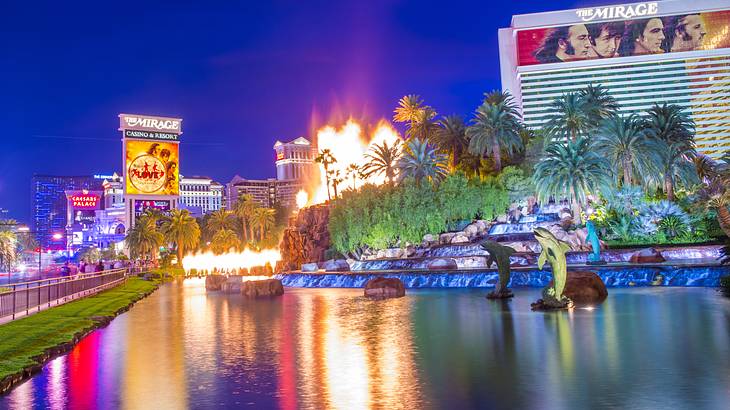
xmin=32 ymin=174 xmax=103 ymax=248
xmin=227 ymin=176 xmax=303 ymax=209
xmin=274 ymin=137 xmax=316 ymax=181
xmin=179 ymin=175 xmax=224 ymax=217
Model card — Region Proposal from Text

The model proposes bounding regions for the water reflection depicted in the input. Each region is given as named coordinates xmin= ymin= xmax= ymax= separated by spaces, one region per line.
xmin=2 ymin=283 xmax=730 ymax=409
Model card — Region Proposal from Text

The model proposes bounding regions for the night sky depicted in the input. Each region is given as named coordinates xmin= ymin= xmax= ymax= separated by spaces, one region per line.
xmin=1 ymin=0 xmax=618 ymax=221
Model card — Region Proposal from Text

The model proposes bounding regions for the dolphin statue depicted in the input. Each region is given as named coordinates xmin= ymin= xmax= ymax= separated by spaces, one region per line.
xmin=481 ymin=240 xmax=516 ymax=298
xmin=533 ymin=227 xmax=573 ymax=308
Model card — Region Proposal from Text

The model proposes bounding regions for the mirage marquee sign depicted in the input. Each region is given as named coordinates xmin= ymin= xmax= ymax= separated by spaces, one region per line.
xmin=119 ymin=114 xmax=182 ymax=134
xmin=576 ymin=2 xmax=658 ymax=22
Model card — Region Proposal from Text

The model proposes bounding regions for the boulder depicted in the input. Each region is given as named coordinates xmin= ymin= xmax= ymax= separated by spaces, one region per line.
xmin=464 ymin=224 xmax=479 ymax=239
xmin=475 ymin=220 xmax=488 ymax=234
xmin=427 ymin=257 xmax=458 ymax=270
xmin=405 ymin=245 xmax=416 ymax=258
xmin=496 ymin=214 xmax=508 ymax=223
xmin=384 ymin=248 xmax=403 ymax=259
xmin=629 ymin=248 xmax=666 ymax=264
xmin=547 ymin=270 xmax=608 ymax=306
xmin=439 ymin=232 xmax=456 ymax=245
xmin=451 ymin=233 xmax=470 ymax=244
xmin=301 ymin=262 xmax=319 ymax=272
xmin=241 ymin=279 xmax=284 ymax=298
xmin=376 ymin=249 xmax=386 ymax=259
xmin=222 ymin=276 xmax=243 ymax=294
xmin=205 ymin=275 xmax=227 ymax=291
xmin=323 ymin=259 xmax=351 ymax=272
xmin=364 ymin=277 xmax=405 ymax=299
xmin=422 ymin=234 xmax=437 ymax=247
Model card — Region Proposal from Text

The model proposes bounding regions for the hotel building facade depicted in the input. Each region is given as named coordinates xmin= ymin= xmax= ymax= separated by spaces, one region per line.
xmin=499 ymin=0 xmax=730 ymax=158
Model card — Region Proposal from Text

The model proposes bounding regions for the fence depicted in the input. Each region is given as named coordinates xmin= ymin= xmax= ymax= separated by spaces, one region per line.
xmin=0 ymin=268 xmax=130 ymax=322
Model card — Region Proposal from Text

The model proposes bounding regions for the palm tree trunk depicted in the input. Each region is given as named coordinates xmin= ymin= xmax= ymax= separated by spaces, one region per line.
xmin=664 ymin=174 xmax=675 ymax=201
xmin=248 ymin=223 xmax=254 ymax=245
xmin=177 ymin=241 xmax=184 ymax=267
xmin=324 ymin=166 xmax=331 ymax=200
xmin=623 ymin=156 xmax=632 ymax=187
xmin=570 ymin=186 xmax=582 ymax=225
xmin=717 ymin=206 xmax=730 ymax=238
xmin=260 ymin=223 xmax=265 ymax=242
xmin=492 ymin=143 xmax=502 ymax=173
xmin=241 ymin=220 xmax=248 ymax=242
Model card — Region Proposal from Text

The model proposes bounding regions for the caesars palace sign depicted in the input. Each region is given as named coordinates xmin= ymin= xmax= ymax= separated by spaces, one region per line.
xmin=576 ymin=2 xmax=659 ymax=22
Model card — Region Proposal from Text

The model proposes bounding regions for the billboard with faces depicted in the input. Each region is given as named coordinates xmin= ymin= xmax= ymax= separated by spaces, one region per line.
xmin=516 ymin=9 xmax=730 ymax=66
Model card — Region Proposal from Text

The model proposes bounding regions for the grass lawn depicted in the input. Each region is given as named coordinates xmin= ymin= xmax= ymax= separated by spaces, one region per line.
xmin=0 ymin=277 xmax=158 ymax=381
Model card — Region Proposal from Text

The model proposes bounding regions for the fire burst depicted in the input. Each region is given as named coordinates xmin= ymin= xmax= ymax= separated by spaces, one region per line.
xmin=305 ymin=119 xmax=402 ymax=205
xmin=182 ymin=248 xmax=281 ymax=275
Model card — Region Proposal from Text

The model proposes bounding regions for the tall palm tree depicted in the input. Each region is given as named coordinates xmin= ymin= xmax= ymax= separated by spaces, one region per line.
xmin=393 ymin=94 xmax=426 ymax=125
xmin=345 ymin=163 xmax=361 ymax=190
xmin=328 ymin=169 xmax=343 ymax=198
xmin=362 ymin=140 xmax=401 ymax=184
xmin=251 ymin=208 xmax=276 ymax=242
xmin=645 ymin=103 xmax=695 ymax=145
xmin=125 ymin=216 xmax=164 ymax=261
xmin=315 ymin=148 xmax=337 ymax=200
xmin=593 ymin=114 xmax=661 ymax=187
xmin=233 ymin=194 xmax=256 ymax=243
xmin=578 ymin=84 xmax=619 ymax=127
xmin=533 ymin=137 xmax=612 ymax=225
xmin=434 ymin=115 xmax=468 ymax=171
xmin=210 ymin=228 xmax=240 ymax=254
xmin=656 ymin=140 xmax=698 ymax=201
xmin=397 ymin=138 xmax=448 ymax=185
xmin=207 ymin=209 xmax=234 ymax=236
xmin=160 ymin=209 xmax=201 ymax=266
xmin=544 ymin=92 xmax=593 ymax=142
xmin=406 ymin=106 xmax=440 ymax=142
xmin=0 ymin=230 xmax=17 ymax=273
xmin=467 ymin=94 xmax=523 ymax=173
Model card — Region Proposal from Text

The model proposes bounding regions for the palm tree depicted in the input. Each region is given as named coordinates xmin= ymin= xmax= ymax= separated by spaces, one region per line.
xmin=593 ymin=114 xmax=661 ymax=187
xmin=434 ymin=115 xmax=468 ymax=171
xmin=533 ymin=137 xmax=612 ymax=225
xmin=0 ymin=230 xmax=17 ymax=273
xmin=393 ymin=94 xmax=426 ymax=125
xmin=467 ymin=93 xmax=523 ymax=173
xmin=362 ymin=140 xmax=401 ymax=184
xmin=694 ymin=154 xmax=719 ymax=184
xmin=406 ymin=106 xmax=440 ymax=142
xmin=578 ymin=84 xmax=619 ymax=127
xmin=160 ymin=209 xmax=201 ymax=266
xmin=697 ymin=177 xmax=730 ymax=238
xmin=397 ymin=138 xmax=448 ymax=185
xmin=543 ymin=92 xmax=593 ymax=142
xmin=251 ymin=208 xmax=276 ymax=242
xmin=656 ymin=140 xmax=698 ymax=201
xmin=210 ymin=228 xmax=240 ymax=254
xmin=328 ymin=169 xmax=344 ymax=198
xmin=233 ymin=194 xmax=256 ymax=243
xmin=207 ymin=209 xmax=234 ymax=236
xmin=345 ymin=163 xmax=361 ymax=190
xmin=315 ymin=149 xmax=337 ymax=200
xmin=125 ymin=216 xmax=164 ymax=261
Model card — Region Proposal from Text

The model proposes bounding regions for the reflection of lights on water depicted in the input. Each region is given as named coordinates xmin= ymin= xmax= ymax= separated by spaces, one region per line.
xmin=582 ymin=306 xmax=595 ymax=311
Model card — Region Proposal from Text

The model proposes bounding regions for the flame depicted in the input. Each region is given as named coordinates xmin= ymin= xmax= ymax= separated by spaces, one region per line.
xmin=308 ymin=119 xmax=402 ymax=205
xmin=296 ymin=190 xmax=308 ymax=209
xmin=182 ymin=248 xmax=281 ymax=274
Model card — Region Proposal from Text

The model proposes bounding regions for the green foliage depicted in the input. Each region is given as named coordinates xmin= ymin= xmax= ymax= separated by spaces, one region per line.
xmin=496 ymin=166 xmax=534 ymax=202
xmin=658 ymin=215 xmax=689 ymax=239
xmin=329 ymin=175 xmax=509 ymax=254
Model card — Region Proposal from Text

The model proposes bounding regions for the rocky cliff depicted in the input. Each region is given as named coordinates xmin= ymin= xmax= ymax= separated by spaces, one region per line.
xmin=276 ymin=204 xmax=330 ymax=272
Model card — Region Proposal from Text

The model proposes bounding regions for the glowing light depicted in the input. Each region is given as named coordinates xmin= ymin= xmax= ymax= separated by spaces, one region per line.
xmin=308 ymin=119 xmax=402 ymax=205
xmin=52 ymin=233 xmax=63 ymax=240
xmin=296 ymin=190 xmax=308 ymax=209
xmin=181 ymin=248 xmax=281 ymax=274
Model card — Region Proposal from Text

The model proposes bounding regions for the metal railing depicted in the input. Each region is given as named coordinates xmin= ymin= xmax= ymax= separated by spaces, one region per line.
xmin=0 ymin=268 xmax=131 ymax=322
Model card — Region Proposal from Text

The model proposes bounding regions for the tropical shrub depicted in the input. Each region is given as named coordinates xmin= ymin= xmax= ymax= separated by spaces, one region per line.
xmin=658 ymin=215 xmax=689 ymax=239
xmin=497 ymin=166 xmax=535 ymax=202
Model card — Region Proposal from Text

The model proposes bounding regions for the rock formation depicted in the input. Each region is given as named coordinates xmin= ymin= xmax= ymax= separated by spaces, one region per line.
xmin=205 ymin=275 xmax=227 ymax=291
xmin=427 ymin=257 xmax=458 ymax=270
xmin=548 ymin=271 xmax=607 ymax=306
xmin=364 ymin=277 xmax=405 ymax=299
xmin=241 ymin=279 xmax=284 ymax=297
xmin=629 ymin=248 xmax=666 ymax=263
xmin=277 ymin=205 xmax=330 ymax=272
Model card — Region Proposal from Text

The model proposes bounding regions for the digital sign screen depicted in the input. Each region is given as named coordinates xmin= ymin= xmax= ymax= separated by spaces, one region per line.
xmin=134 ymin=199 xmax=171 ymax=217
xmin=125 ymin=140 xmax=179 ymax=196
xmin=517 ymin=9 xmax=730 ymax=66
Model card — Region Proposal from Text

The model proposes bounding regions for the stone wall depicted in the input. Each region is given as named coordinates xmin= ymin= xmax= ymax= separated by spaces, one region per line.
xmin=277 ymin=204 xmax=330 ymax=272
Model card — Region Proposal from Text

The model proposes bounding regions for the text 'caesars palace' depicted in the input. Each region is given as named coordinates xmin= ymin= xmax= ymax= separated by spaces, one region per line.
xmin=31 ymin=0 xmax=730 ymax=252
xmin=500 ymin=0 xmax=730 ymax=159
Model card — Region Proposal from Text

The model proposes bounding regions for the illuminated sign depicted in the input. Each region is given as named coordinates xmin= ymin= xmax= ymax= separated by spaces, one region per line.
xmin=119 ymin=114 xmax=182 ymax=134
xmin=94 ymin=174 xmax=115 ymax=180
xmin=576 ymin=3 xmax=658 ymax=22
xmin=124 ymin=129 xmax=180 ymax=142
xmin=67 ymin=191 xmax=101 ymax=210
xmin=276 ymin=152 xmax=285 ymax=160
xmin=134 ymin=199 xmax=171 ymax=217
xmin=517 ymin=9 xmax=730 ymax=66
xmin=125 ymin=140 xmax=179 ymax=196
